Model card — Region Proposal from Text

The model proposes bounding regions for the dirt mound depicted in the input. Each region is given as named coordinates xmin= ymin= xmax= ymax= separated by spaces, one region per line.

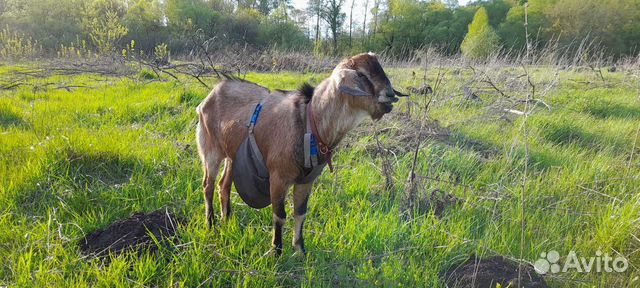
xmin=442 ymin=255 xmax=547 ymax=288
xmin=79 ymin=209 xmax=179 ymax=255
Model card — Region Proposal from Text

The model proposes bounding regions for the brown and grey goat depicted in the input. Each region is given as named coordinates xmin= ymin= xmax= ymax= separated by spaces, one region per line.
xmin=195 ymin=53 xmax=406 ymax=255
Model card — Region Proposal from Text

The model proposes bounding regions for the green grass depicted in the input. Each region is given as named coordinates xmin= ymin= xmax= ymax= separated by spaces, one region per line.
xmin=1 ymin=63 xmax=639 ymax=287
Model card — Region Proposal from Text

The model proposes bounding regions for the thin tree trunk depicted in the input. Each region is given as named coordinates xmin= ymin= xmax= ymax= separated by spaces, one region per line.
xmin=524 ymin=1 xmax=530 ymax=63
xmin=349 ymin=0 xmax=355 ymax=49
xmin=372 ymin=0 xmax=379 ymax=37
xmin=315 ymin=10 xmax=320 ymax=48
xmin=362 ymin=0 xmax=368 ymax=46
xmin=333 ymin=29 xmax=338 ymax=54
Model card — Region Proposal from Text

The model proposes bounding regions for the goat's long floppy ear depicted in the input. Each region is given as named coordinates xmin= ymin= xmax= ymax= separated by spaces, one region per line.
xmin=336 ymin=69 xmax=371 ymax=97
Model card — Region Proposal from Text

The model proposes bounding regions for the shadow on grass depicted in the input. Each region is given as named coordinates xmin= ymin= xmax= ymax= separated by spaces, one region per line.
xmin=451 ymin=131 xmax=565 ymax=173
xmin=178 ymin=90 xmax=205 ymax=107
xmin=0 ymin=107 xmax=27 ymax=128
xmin=583 ymin=102 xmax=640 ymax=120
xmin=60 ymin=149 xmax=138 ymax=187
xmin=448 ymin=133 xmax=502 ymax=160
xmin=13 ymin=149 xmax=141 ymax=217
xmin=119 ymin=104 xmax=176 ymax=125
xmin=540 ymin=122 xmax=629 ymax=153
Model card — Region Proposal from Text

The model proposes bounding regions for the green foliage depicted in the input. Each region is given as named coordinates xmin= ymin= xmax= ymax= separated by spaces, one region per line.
xmin=376 ymin=0 xmax=476 ymax=54
xmin=497 ymin=0 xmax=552 ymax=52
xmin=479 ymin=0 xmax=511 ymax=28
xmin=1 ymin=0 xmax=640 ymax=57
xmin=153 ymin=43 xmax=170 ymax=64
xmin=81 ymin=0 xmax=128 ymax=55
xmin=166 ymin=0 xmax=222 ymax=32
xmin=461 ymin=7 xmax=501 ymax=59
xmin=0 ymin=0 xmax=84 ymax=50
xmin=0 ymin=26 xmax=41 ymax=58
xmin=137 ymin=68 xmax=159 ymax=80
xmin=124 ymin=0 xmax=166 ymax=52
xmin=545 ymin=0 xmax=640 ymax=56
xmin=258 ymin=16 xmax=312 ymax=50
xmin=1 ymin=63 xmax=640 ymax=287
xmin=321 ymin=0 xmax=346 ymax=54
xmin=56 ymin=37 xmax=92 ymax=58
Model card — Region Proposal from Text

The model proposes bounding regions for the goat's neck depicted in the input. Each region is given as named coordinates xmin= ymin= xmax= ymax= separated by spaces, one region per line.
xmin=310 ymin=83 xmax=368 ymax=148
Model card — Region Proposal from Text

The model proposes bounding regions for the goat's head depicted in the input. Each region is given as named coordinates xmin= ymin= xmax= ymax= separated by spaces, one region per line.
xmin=332 ymin=52 xmax=407 ymax=120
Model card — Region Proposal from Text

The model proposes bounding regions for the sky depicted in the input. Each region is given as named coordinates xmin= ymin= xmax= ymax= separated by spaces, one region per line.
xmin=291 ymin=0 xmax=473 ymax=35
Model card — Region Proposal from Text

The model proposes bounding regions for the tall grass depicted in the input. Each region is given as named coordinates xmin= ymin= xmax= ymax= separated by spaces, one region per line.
xmin=0 ymin=59 xmax=639 ymax=286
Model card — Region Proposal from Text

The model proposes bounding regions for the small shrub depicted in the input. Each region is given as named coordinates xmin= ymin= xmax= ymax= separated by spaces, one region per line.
xmin=137 ymin=69 xmax=159 ymax=80
xmin=153 ymin=43 xmax=170 ymax=65
xmin=57 ymin=37 xmax=92 ymax=58
xmin=0 ymin=27 xmax=42 ymax=59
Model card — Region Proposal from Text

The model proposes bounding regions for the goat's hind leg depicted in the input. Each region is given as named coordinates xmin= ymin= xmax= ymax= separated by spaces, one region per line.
xmin=196 ymin=112 xmax=223 ymax=228
xmin=202 ymin=153 xmax=223 ymax=228
xmin=218 ymin=158 xmax=233 ymax=220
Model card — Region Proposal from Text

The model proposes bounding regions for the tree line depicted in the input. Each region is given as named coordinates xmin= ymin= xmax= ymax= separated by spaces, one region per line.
xmin=1 ymin=0 xmax=639 ymax=59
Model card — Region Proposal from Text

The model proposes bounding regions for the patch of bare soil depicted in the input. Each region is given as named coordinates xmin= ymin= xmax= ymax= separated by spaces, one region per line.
xmin=79 ymin=209 xmax=180 ymax=255
xmin=442 ymin=255 xmax=547 ymax=288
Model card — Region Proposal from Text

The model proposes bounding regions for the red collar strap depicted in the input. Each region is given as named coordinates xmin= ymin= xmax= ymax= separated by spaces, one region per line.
xmin=307 ymin=102 xmax=334 ymax=172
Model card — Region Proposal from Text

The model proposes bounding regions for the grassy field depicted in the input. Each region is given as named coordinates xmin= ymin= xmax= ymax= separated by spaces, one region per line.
xmin=1 ymin=61 xmax=639 ymax=287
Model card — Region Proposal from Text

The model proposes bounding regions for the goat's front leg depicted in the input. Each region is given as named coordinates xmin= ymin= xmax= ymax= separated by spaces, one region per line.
xmin=292 ymin=183 xmax=312 ymax=255
xmin=270 ymin=177 xmax=289 ymax=256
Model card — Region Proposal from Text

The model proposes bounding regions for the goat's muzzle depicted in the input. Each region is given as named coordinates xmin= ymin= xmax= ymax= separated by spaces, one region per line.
xmin=379 ymin=87 xmax=399 ymax=108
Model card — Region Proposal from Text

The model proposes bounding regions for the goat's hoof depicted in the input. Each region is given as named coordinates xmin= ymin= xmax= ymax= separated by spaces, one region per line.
xmin=271 ymin=246 xmax=283 ymax=257
xmin=293 ymin=244 xmax=306 ymax=256
xmin=206 ymin=217 xmax=215 ymax=229
xmin=292 ymin=249 xmax=306 ymax=258
xmin=262 ymin=247 xmax=281 ymax=257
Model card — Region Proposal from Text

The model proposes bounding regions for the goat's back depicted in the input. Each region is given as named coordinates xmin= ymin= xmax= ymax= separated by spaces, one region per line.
xmin=197 ymin=80 xmax=304 ymax=180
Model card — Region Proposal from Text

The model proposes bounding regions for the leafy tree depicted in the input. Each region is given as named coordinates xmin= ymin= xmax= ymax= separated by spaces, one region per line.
xmin=259 ymin=13 xmax=311 ymax=49
xmin=545 ymin=0 xmax=640 ymax=56
xmin=461 ymin=7 xmax=501 ymax=59
xmin=124 ymin=0 xmax=165 ymax=53
xmin=498 ymin=0 xmax=551 ymax=52
xmin=306 ymin=0 xmax=324 ymax=50
xmin=321 ymin=0 xmax=345 ymax=54
xmin=478 ymin=0 xmax=511 ymax=28
xmin=81 ymin=0 xmax=128 ymax=55
xmin=382 ymin=0 xmax=424 ymax=50
xmin=166 ymin=0 xmax=221 ymax=33
xmin=445 ymin=0 xmax=459 ymax=8
xmin=0 ymin=0 xmax=84 ymax=50
xmin=227 ymin=8 xmax=260 ymax=44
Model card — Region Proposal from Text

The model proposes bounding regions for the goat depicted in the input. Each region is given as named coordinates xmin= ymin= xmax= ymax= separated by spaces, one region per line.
xmin=195 ymin=53 xmax=406 ymax=255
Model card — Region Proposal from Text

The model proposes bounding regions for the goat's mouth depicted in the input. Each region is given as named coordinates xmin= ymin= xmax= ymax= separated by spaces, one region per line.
xmin=379 ymin=95 xmax=399 ymax=113
xmin=380 ymin=102 xmax=393 ymax=113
